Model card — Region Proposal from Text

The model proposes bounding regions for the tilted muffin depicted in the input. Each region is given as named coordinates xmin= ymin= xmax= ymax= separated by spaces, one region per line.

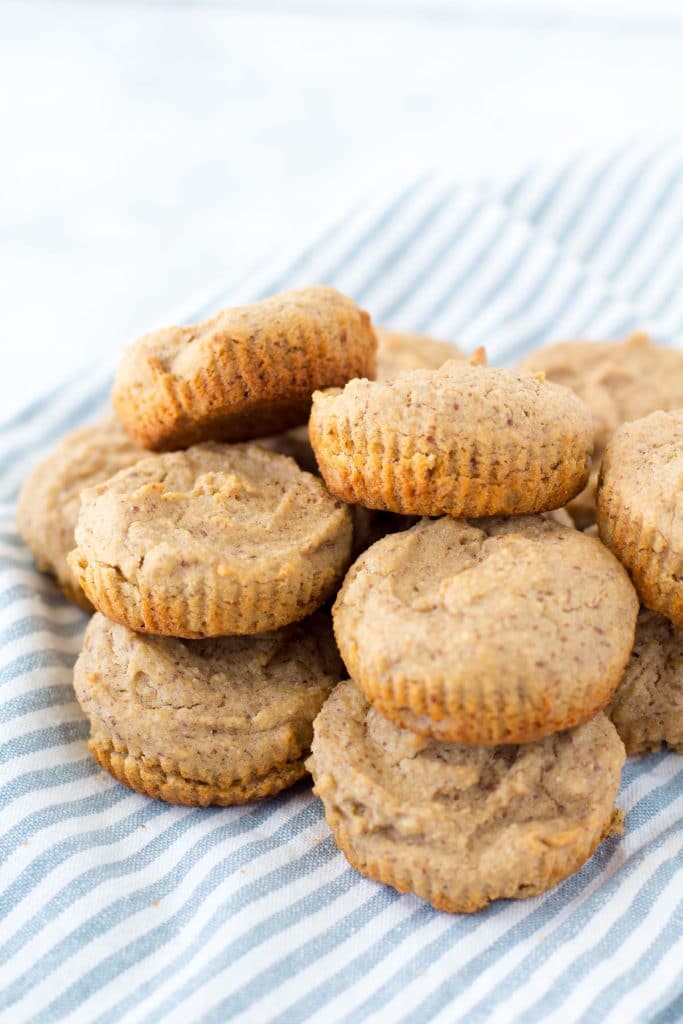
xmin=518 ymin=333 xmax=683 ymax=527
xmin=309 ymin=360 xmax=593 ymax=517
xmin=597 ymin=410 xmax=683 ymax=627
xmin=75 ymin=612 xmax=343 ymax=806
xmin=333 ymin=516 xmax=638 ymax=744
xmin=308 ymin=681 xmax=625 ymax=913
xmin=16 ymin=416 xmax=142 ymax=610
xmin=112 ymin=286 xmax=377 ymax=450
xmin=375 ymin=327 xmax=464 ymax=379
xmin=607 ymin=609 xmax=683 ymax=755
xmin=69 ymin=443 xmax=352 ymax=637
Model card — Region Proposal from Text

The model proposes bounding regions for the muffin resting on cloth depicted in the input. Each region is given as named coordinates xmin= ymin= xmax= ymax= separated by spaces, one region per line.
xmin=308 ymin=681 xmax=625 ymax=913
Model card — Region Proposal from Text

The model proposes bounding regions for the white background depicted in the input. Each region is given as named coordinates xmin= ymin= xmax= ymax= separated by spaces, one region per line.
xmin=2 ymin=0 xmax=683 ymax=418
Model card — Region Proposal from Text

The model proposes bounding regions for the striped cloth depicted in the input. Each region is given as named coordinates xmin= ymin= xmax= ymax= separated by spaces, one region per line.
xmin=2 ymin=144 xmax=683 ymax=1024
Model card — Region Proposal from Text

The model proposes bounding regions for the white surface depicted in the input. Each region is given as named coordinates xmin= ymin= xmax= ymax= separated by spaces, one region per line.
xmin=2 ymin=0 xmax=683 ymax=419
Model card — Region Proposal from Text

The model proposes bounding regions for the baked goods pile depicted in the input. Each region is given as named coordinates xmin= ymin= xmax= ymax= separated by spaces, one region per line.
xmin=17 ymin=284 xmax=683 ymax=913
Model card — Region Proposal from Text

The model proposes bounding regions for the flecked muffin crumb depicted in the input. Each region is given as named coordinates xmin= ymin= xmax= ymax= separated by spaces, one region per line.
xmin=308 ymin=681 xmax=625 ymax=913
xmin=69 ymin=442 xmax=352 ymax=637
xmin=333 ymin=515 xmax=638 ymax=745
xmin=519 ymin=332 xmax=683 ymax=527
xmin=310 ymin=360 xmax=593 ymax=517
xmin=75 ymin=612 xmax=344 ymax=806
xmin=112 ymin=285 xmax=377 ymax=450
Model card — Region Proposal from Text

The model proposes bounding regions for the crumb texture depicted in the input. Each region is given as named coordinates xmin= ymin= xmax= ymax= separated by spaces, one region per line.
xmin=333 ymin=516 xmax=638 ymax=743
xmin=112 ymin=285 xmax=377 ymax=450
xmin=70 ymin=442 xmax=352 ymax=636
xmin=519 ymin=333 xmax=683 ymax=456
xmin=519 ymin=333 xmax=683 ymax=527
xmin=308 ymin=681 xmax=625 ymax=912
xmin=75 ymin=611 xmax=343 ymax=804
xmin=309 ymin=361 xmax=593 ymax=516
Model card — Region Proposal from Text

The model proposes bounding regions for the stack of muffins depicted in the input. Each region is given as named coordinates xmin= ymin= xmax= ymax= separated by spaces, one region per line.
xmin=18 ymin=286 xmax=376 ymax=806
xmin=17 ymin=286 xmax=683 ymax=914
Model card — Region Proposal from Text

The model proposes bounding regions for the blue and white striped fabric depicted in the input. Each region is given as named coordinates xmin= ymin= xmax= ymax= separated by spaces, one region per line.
xmin=1 ymin=144 xmax=682 ymax=1024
